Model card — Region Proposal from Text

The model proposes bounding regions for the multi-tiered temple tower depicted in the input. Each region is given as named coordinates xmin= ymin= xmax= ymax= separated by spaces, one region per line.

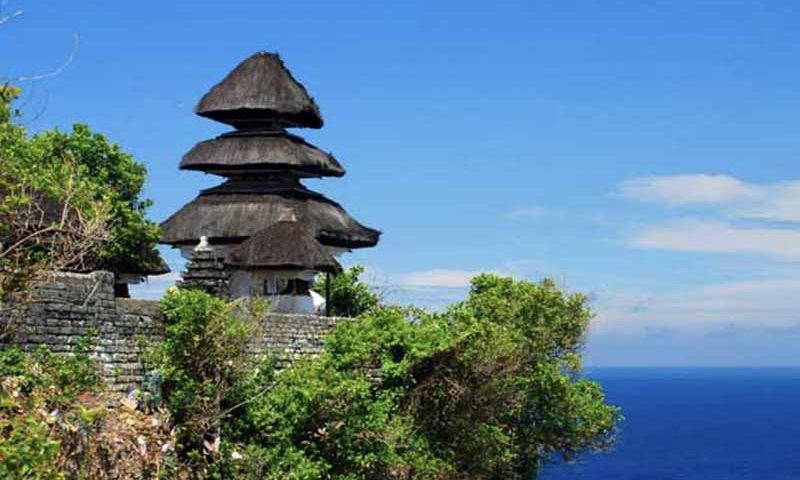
xmin=160 ymin=52 xmax=379 ymax=312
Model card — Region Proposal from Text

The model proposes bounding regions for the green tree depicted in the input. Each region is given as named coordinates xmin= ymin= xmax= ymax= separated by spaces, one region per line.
xmin=150 ymin=288 xmax=265 ymax=477
xmin=0 ymin=86 xmax=163 ymax=286
xmin=30 ymin=123 xmax=162 ymax=275
xmin=219 ymin=274 xmax=619 ymax=479
xmin=314 ymin=265 xmax=381 ymax=317
xmin=0 ymin=86 xmax=110 ymax=302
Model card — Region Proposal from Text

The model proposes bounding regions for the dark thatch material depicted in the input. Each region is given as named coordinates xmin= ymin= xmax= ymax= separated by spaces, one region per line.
xmin=119 ymin=256 xmax=171 ymax=276
xmin=195 ymin=52 xmax=323 ymax=129
xmin=180 ymin=130 xmax=344 ymax=178
xmin=228 ymin=221 xmax=342 ymax=274
xmin=159 ymin=193 xmax=380 ymax=249
xmin=197 ymin=177 xmax=326 ymax=198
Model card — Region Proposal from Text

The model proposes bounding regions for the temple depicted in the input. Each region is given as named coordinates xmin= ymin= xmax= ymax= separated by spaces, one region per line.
xmin=160 ymin=52 xmax=379 ymax=313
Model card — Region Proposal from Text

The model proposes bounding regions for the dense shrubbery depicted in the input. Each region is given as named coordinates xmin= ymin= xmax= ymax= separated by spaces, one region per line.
xmin=154 ymin=274 xmax=619 ymax=479
xmin=146 ymin=288 xmax=267 ymax=477
xmin=0 ymin=86 xmax=110 ymax=301
xmin=0 ymin=337 xmax=175 ymax=479
xmin=0 ymin=339 xmax=99 ymax=479
xmin=0 ymin=274 xmax=618 ymax=479
xmin=31 ymin=123 xmax=163 ymax=275
xmin=0 ymin=85 xmax=162 ymax=301
xmin=313 ymin=265 xmax=381 ymax=317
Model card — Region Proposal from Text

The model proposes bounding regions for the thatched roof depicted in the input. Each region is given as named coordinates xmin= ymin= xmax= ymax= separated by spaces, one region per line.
xmin=195 ymin=52 xmax=323 ymax=129
xmin=197 ymin=177 xmax=327 ymax=197
xmin=119 ymin=256 xmax=171 ymax=276
xmin=228 ymin=221 xmax=342 ymax=273
xmin=180 ymin=130 xmax=344 ymax=178
xmin=160 ymin=192 xmax=380 ymax=249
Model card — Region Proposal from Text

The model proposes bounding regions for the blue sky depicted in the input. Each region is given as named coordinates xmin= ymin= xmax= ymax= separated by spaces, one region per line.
xmin=4 ymin=0 xmax=800 ymax=365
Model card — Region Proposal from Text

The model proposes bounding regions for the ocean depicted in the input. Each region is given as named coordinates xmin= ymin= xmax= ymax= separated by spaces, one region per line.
xmin=539 ymin=368 xmax=800 ymax=480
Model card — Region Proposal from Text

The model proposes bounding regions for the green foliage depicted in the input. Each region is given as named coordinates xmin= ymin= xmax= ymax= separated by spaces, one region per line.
xmin=0 ymin=340 xmax=178 ymax=479
xmin=152 ymin=287 xmax=263 ymax=475
xmin=0 ymin=88 xmax=107 ymax=216
xmin=314 ymin=265 xmax=381 ymax=317
xmin=0 ymin=411 xmax=63 ymax=480
xmin=0 ymin=85 xmax=162 ymax=290
xmin=0 ymin=86 xmax=108 ymax=299
xmin=220 ymin=275 xmax=620 ymax=479
xmin=0 ymin=85 xmax=21 ymax=124
xmin=0 ymin=337 xmax=103 ymax=480
xmin=0 ymin=346 xmax=66 ymax=480
xmin=0 ymin=335 xmax=102 ymax=408
xmin=29 ymin=124 xmax=162 ymax=274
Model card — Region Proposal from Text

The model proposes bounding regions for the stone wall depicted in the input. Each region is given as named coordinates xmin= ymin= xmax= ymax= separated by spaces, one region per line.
xmin=1 ymin=271 xmax=164 ymax=391
xmin=1 ymin=271 xmax=345 ymax=391
xmin=253 ymin=313 xmax=342 ymax=369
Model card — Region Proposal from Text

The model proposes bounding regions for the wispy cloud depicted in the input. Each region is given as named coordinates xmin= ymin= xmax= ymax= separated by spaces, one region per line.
xmin=737 ymin=182 xmax=800 ymax=222
xmin=609 ymin=173 xmax=800 ymax=336
xmin=630 ymin=220 xmax=800 ymax=261
xmin=129 ymin=270 xmax=182 ymax=300
xmin=378 ymin=260 xmax=568 ymax=310
xmin=396 ymin=269 xmax=485 ymax=288
xmin=619 ymin=173 xmax=800 ymax=222
xmin=384 ymin=285 xmax=470 ymax=311
xmin=619 ymin=174 xmax=761 ymax=206
xmin=619 ymin=174 xmax=800 ymax=262
xmin=592 ymin=276 xmax=800 ymax=334
xmin=392 ymin=259 xmax=547 ymax=289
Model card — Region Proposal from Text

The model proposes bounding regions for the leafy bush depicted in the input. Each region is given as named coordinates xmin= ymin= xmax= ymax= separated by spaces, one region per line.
xmin=30 ymin=124 xmax=162 ymax=275
xmin=0 ymin=85 xmax=162 ymax=301
xmin=314 ymin=265 xmax=381 ymax=317
xmin=0 ymin=344 xmax=91 ymax=480
xmin=0 ymin=336 xmax=175 ymax=479
xmin=0 ymin=334 xmax=102 ymax=408
xmin=219 ymin=274 xmax=620 ymax=479
xmin=150 ymin=287 xmax=264 ymax=476
xmin=0 ymin=86 xmax=110 ymax=302
xmin=1 ymin=226 xmax=617 ymax=479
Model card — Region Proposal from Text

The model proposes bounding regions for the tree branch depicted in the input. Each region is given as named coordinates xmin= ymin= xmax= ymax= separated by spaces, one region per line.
xmin=16 ymin=32 xmax=80 ymax=82
xmin=0 ymin=9 xmax=22 ymax=26
xmin=220 ymin=380 xmax=278 ymax=419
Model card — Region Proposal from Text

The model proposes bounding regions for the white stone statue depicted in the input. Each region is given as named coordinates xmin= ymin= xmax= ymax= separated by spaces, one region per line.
xmin=194 ymin=235 xmax=212 ymax=252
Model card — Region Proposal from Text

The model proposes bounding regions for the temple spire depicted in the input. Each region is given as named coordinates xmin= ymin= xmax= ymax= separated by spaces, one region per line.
xmin=160 ymin=51 xmax=379 ymax=312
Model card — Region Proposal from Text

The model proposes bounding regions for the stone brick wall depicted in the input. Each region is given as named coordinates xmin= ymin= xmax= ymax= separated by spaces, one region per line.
xmin=253 ymin=313 xmax=344 ymax=369
xmin=1 ymin=271 xmax=345 ymax=391
xmin=1 ymin=271 xmax=165 ymax=391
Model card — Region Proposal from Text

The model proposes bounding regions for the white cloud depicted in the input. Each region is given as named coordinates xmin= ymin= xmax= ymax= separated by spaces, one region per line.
xmin=619 ymin=174 xmax=762 ymax=206
xmin=629 ymin=220 xmax=800 ymax=261
xmin=396 ymin=269 xmax=484 ymax=288
xmin=384 ymin=285 xmax=470 ymax=311
xmin=592 ymin=276 xmax=800 ymax=334
xmin=619 ymin=174 xmax=800 ymax=223
xmin=619 ymin=174 xmax=800 ymax=261
xmin=737 ymin=182 xmax=800 ymax=222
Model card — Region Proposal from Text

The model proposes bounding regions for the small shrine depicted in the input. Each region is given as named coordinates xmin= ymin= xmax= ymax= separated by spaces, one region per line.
xmin=160 ymin=52 xmax=379 ymax=313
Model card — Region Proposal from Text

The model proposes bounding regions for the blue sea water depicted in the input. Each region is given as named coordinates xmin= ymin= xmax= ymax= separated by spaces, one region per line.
xmin=539 ymin=368 xmax=800 ymax=480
